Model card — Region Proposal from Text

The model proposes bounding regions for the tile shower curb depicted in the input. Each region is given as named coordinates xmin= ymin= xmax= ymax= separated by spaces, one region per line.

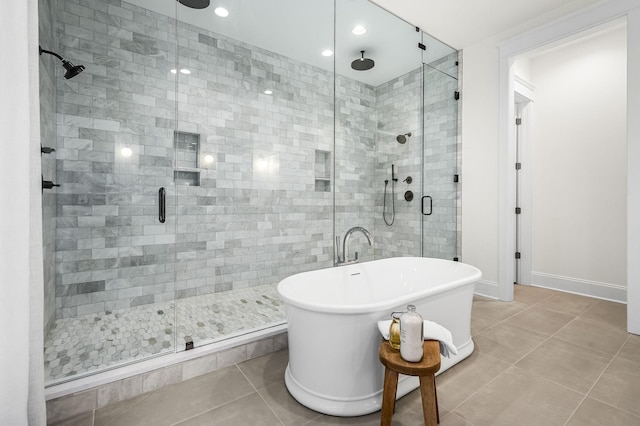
xmin=45 ymin=326 xmax=287 ymax=424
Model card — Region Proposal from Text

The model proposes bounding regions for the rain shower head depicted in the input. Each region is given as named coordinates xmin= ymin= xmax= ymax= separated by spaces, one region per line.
xmin=177 ymin=0 xmax=210 ymax=9
xmin=39 ymin=46 xmax=85 ymax=80
xmin=396 ymin=132 xmax=412 ymax=144
xmin=351 ymin=51 xmax=375 ymax=71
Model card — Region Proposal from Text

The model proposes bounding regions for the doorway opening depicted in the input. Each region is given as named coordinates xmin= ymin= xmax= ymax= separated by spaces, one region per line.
xmin=505 ymin=18 xmax=628 ymax=302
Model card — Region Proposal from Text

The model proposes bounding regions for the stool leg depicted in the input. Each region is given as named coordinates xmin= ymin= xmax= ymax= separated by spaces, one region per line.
xmin=380 ymin=367 xmax=398 ymax=426
xmin=419 ymin=375 xmax=438 ymax=426
xmin=433 ymin=375 xmax=439 ymax=423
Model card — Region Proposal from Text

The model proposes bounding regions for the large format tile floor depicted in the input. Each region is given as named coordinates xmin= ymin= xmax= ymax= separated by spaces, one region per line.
xmin=50 ymin=285 xmax=640 ymax=425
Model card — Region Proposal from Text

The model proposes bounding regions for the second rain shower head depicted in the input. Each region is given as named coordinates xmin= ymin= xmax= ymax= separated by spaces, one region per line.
xmin=177 ymin=0 xmax=210 ymax=8
xmin=39 ymin=46 xmax=85 ymax=80
xmin=396 ymin=132 xmax=412 ymax=144
xmin=351 ymin=51 xmax=375 ymax=71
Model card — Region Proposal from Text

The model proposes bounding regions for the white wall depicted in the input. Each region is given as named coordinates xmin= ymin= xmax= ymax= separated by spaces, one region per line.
xmin=0 ymin=0 xmax=46 ymax=423
xmin=513 ymin=56 xmax=533 ymax=83
xmin=527 ymin=26 xmax=627 ymax=297
xmin=627 ymin=8 xmax=640 ymax=334
xmin=460 ymin=38 xmax=502 ymax=295
xmin=462 ymin=0 xmax=640 ymax=334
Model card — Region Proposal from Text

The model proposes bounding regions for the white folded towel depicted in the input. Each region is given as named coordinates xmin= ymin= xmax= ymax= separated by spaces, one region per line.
xmin=377 ymin=319 xmax=458 ymax=357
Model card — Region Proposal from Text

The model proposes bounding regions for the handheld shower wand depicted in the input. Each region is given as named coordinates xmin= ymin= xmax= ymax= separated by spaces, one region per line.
xmin=383 ymin=164 xmax=397 ymax=226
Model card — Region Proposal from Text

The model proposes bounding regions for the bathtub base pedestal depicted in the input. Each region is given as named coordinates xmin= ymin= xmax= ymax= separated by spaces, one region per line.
xmin=284 ymin=338 xmax=474 ymax=417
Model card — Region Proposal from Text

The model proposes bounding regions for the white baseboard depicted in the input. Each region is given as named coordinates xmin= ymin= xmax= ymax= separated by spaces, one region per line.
xmin=531 ymin=272 xmax=627 ymax=303
xmin=474 ymin=279 xmax=501 ymax=300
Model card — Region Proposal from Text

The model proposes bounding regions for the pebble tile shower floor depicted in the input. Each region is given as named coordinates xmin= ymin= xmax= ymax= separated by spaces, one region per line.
xmin=44 ymin=284 xmax=285 ymax=383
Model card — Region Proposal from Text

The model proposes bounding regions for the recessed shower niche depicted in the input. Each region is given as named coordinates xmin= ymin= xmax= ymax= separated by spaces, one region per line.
xmin=174 ymin=130 xmax=200 ymax=186
xmin=315 ymin=150 xmax=331 ymax=192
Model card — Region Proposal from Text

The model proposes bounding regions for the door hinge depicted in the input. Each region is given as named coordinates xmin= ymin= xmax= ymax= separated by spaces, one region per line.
xmin=515 ymin=162 xmax=522 ymax=170
xmin=515 ymin=117 xmax=522 ymax=125
xmin=515 ymin=207 xmax=521 ymax=214
xmin=454 ymin=91 xmax=460 ymax=100
xmin=453 ymin=174 xmax=459 ymax=183
xmin=515 ymin=252 xmax=521 ymax=259
xmin=418 ymin=42 xmax=426 ymax=51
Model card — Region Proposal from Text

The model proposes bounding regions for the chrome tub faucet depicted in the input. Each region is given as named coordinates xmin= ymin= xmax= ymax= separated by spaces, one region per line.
xmin=336 ymin=226 xmax=373 ymax=266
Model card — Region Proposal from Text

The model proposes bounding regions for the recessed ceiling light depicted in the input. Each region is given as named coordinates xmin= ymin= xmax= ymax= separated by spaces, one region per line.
xmin=214 ymin=7 xmax=229 ymax=17
xmin=352 ymin=25 xmax=366 ymax=35
xmin=170 ymin=69 xmax=177 ymax=74
xmin=264 ymin=90 xmax=273 ymax=95
xmin=121 ymin=147 xmax=133 ymax=157
xmin=322 ymin=49 xmax=333 ymax=57
xmin=180 ymin=68 xmax=191 ymax=75
xmin=204 ymin=154 xmax=214 ymax=163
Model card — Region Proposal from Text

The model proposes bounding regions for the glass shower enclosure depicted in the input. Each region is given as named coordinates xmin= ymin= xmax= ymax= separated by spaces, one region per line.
xmin=39 ymin=0 xmax=458 ymax=386
xmin=422 ymin=47 xmax=461 ymax=260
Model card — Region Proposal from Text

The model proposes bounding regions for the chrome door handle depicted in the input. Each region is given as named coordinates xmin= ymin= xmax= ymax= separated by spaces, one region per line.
xmin=159 ymin=187 xmax=166 ymax=223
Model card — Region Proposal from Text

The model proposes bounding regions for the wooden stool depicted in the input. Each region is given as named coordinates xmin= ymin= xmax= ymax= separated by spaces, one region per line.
xmin=378 ymin=340 xmax=441 ymax=426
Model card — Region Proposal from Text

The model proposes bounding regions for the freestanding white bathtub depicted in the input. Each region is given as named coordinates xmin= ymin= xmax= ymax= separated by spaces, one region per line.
xmin=277 ymin=256 xmax=482 ymax=417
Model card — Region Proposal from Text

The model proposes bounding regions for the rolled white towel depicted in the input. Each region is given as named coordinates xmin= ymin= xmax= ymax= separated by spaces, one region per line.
xmin=377 ymin=319 xmax=458 ymax=357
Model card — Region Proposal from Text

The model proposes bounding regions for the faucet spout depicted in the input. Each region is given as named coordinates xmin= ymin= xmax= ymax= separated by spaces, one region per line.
xmin=338 ymin=226 xmax=373 ymax=265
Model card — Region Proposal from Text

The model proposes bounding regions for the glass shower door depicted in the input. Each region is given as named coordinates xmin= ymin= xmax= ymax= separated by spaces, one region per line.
xmin=42 ymin=0 xmax=179 ymax=385
xmin=421 ymin=51 xmax=460 ymax=260
xmin=172 ymin=0 xmax=334 ymax=351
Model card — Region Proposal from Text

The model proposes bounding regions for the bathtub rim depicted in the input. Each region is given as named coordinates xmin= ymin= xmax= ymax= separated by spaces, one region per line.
xmin=277 ymin=257 xmax=482 ymax=314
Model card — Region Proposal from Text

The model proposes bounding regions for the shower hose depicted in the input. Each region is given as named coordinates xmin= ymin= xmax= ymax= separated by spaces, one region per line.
xmin=383 ymin=179 xmax=395 ymax=226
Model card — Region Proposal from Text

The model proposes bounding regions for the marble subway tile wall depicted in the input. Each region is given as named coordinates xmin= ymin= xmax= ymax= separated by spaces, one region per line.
xmin=51 ymin=0 xmax=446 ymax=319
xmin=334 ymin=77 xmax=377 ymax=263
xmin=373 ymin=53 xmax=460 ymax=261
xmin=53 ymin=0 xmax=179 ymax=318
xmin=374 ymin=68 xmax=423 ymax=258
xmin=171 ymin=18 xmax=339 ymax=297
xmin=39 ymin=0 xmax=58 ymax=336
xmin=52 ymin=0 xmax=375 ymax=317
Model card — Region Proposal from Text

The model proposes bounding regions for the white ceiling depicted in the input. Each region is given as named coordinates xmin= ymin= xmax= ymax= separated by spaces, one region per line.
xmin=126 ymin=0 xmax=456 ymax=86
xmin=123 ymin=0 xmax=608 ymax=87
xmin=370 ymin=0 xmax=607 ymax=49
